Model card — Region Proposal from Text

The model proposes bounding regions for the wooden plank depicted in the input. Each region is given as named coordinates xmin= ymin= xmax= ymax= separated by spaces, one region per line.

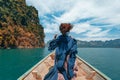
xmin=18 ymin=52 xmax=111 ymax=80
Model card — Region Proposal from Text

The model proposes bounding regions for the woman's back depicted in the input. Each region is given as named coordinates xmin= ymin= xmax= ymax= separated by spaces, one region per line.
xmin=44 ymin=23 xmax=77 ymax=80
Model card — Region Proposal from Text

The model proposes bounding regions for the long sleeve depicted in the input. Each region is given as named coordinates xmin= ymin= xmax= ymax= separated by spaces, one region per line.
xmin=48 ymin=39 xmax=58 ymax=51
xmin=67 ymin=39 xmax=77 ymax=79
xmin=48 ymin=35 xmax=62 ymax=51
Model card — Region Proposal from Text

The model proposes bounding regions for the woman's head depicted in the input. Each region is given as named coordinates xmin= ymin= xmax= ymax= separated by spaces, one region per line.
xmin=59 ymin=23 xmax=73 ymax=35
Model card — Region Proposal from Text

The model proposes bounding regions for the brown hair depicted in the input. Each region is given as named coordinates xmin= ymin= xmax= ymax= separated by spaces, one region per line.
xmin=59 ymin=23 xmax=73 ymax=32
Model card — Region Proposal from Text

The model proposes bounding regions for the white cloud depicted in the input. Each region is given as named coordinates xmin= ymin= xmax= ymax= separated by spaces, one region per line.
xmin=26 ymin=0 xmax=76 ymax=16
xmin=26 ymin=0 xmax=120 ymax=24
xmin=85 ymin=29 xmax=110 ymax=37
xmin=71 ymin=23 xmax=110 ymax=38
xmin=54 ymin=1 xmax=95 ymax=23
xmin=56 ymin=0 xmax=120 ymax=25
xmin=26 ymin=0 xmax=120 ymax=41
xmin=44 ymin=22 xmax=59 ymax=33
xmin=71 ymin=23 xmax=91 ymax=34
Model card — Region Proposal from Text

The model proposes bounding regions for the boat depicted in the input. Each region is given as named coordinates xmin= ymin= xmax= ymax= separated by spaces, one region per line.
xmin=18 ymin=52 xmax=111 ymax=80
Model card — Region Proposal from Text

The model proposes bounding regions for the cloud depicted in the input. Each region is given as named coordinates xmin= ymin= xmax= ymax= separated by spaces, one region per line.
xmin=54 ymin=0 xmax=120 ymax=25
xmin=54 ymin=1 xmax=95 ymax=23
xmin=26 ymin=0 xmax=120 ymax=26
xmin=85 ymin=29 xmax=110 ymax=37
xmin=26 ymin=0 xmax=76 ymax=16
xmin=26 ymin=0 xmax=120 ymax=41
xmin=71 ymin=23 xmax=111 ymax=38
xmin=71 ymin=23 xmax=91 ymax=34
xmin=43 ymin=21 xmax=59 ymax=33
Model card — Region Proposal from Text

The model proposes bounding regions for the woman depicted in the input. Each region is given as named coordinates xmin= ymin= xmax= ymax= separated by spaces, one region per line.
xmin=44 ymin=23 xmax=78 ymax=80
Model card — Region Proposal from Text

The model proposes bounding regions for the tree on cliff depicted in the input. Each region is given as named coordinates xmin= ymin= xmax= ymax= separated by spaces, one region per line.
xmin=0 ymin=0 xmax=45 ymax=48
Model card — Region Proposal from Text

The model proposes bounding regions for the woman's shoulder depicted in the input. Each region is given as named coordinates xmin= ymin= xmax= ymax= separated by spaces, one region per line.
xmin=73 ymin=38 xmax=77 ymax=44
xmin=69 ymin=36 xmax=77 ymax=41
xmin=69 ymin=36 xmax=77 ymax=44
xmin=57 ymin=35 xmax=62 ymax=39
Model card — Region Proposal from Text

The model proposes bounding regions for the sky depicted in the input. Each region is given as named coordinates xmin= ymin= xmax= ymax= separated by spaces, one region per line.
xmin=26 ymin=0 xmax=120 ymax=43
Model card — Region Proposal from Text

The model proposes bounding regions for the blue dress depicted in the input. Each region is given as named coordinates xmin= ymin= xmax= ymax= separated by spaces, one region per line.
xmin=44 ymin=35 xmax=77 ymax=80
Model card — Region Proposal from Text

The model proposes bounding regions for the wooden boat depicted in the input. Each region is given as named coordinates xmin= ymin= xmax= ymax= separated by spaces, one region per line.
xmin=18 ymin=52 xmax=111 ymax=80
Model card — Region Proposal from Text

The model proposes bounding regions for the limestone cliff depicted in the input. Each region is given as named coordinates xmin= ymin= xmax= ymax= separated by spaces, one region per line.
xmin=0 ymin=0 xmax=45 ymax=48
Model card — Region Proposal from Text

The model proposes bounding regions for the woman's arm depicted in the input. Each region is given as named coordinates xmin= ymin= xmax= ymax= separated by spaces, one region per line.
xmin=48 ymin=34 xmax=59 ymax=51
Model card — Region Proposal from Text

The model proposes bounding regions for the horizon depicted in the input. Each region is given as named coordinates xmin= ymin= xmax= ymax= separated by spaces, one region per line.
xmin=45 ymin=38 xmax=120 ymax=44
xmin=26 ymin=0 xmax=120 ymax=43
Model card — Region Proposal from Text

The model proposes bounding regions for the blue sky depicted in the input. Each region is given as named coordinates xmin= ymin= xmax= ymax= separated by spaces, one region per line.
xmin=26 ymin=0 xmax=120 ymax=43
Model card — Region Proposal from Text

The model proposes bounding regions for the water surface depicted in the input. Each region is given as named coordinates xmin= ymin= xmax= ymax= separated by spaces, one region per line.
xmin=0 ymin=48 xmax=49 ymax=80
xmin=78 ymin=48 xmax=120 ymax=80
xmin=0 ymin=48 xmax=120 ymax=80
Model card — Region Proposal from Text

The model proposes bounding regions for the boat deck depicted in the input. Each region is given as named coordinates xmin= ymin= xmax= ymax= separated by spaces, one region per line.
xmin=18 ymin=52 xmax=111 ymax=80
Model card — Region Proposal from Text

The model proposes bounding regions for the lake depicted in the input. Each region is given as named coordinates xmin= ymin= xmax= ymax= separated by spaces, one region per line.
xmin=0 ymin=48 xmax=120 ymax=80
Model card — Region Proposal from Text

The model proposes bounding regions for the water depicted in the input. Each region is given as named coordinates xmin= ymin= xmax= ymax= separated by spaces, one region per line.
xmin=78 ymin=48 xmax=120 ymax=80
xmin=0 ymin=48 xmax=49 ymax=80
xmin=0 ymin=48 xmax=120 ymax=80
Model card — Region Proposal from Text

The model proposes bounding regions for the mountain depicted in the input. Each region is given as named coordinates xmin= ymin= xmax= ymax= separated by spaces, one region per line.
xmin=0 ymin=0 xmax=45 ymax=48
xmin=46 ymin=39 xmax=120 ymax=48
xmin=77 ymin=39 xmax=120 ymax=48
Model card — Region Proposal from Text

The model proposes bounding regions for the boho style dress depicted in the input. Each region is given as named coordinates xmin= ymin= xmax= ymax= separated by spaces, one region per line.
xmin=44 ymin=35 xmax=77 ymax=80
